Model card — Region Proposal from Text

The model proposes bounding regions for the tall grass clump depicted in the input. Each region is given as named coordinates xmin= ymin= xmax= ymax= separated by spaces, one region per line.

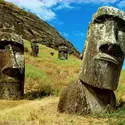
xmin=24 ymin=40 xmax=81 ymax=98
xmin=25 ymin=63 xmax=53 ymax=99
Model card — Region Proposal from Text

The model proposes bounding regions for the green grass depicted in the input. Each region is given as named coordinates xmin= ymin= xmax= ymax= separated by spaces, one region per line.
xmin=24 ymin=40 xmax=81 ymax=99
xmin=53 ymin=55 xmax=81 ymax=66
xmin=119 ymin=69 xmax=125 ymax=84
xmin=90 ymin=105 xmax=125 ymax=125
xmin=25 ymin=63 xmax=48 ymax=79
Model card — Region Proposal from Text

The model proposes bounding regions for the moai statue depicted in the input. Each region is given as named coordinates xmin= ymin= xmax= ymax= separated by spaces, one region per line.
xmin=79 ymin=53 xmax=83 ymax=60
xmin=0 ymin=32 xmax=25 ymax=99
xmin=30 ymin=40 xmax=39 ymax=57
xmin=58 ymin=6 xmax=125 ymax=115
xmin=58 ymin=43 xmax=68 ymax=60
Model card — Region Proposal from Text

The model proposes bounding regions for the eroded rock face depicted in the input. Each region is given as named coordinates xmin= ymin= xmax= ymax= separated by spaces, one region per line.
xmin=30 ymin=40 xmax=39 ymax=57
xmin=58 ymin=6 xmax=125 ymax=114
xmin=0 ymin=32 xmax=24 ymax=99
xmin=58 ymin=44 xmax=68 ymax=60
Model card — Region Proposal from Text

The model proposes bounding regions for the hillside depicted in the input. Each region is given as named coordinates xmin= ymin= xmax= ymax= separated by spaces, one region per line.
xmin=24 ymin=40 xmax=81 ymax=98
xmin=0 ymin=41 xmax=124 ymax=124
xmin=0 ymin=1 xmax=80 ymax=57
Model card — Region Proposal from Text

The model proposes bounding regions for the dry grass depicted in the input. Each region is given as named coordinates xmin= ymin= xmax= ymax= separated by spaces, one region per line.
xmin=0 ymin=97 xmax=112 ymax=125
xmin=0 ymin=96 xmax=124 ymax=125
xmin=24 ymin=40 xmax=81 ymax=97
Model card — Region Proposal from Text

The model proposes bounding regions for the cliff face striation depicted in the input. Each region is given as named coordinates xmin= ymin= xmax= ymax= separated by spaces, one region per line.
xmin=0 ymin=1 xmax=80 ymax=57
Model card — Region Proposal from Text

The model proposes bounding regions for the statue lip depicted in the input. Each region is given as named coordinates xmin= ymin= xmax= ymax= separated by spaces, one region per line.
xmin=94 ymin=53 xmax=119 ymax=65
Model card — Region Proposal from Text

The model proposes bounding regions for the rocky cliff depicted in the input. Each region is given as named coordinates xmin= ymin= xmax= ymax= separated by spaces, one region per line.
xmin=0 ymin=1 xmax=80 ymax=57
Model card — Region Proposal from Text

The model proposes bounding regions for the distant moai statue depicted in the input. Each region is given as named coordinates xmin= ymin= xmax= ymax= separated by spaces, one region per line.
xmin=58 ymin=43 xmax=68 ymax=60
xmin=79 ymin=53 xmax=83 ymax=60
xmin=58 ymin=6 xmax=125 ymax=115
xmin=30 ymin=40 xmax=39 ymax=57
xmin=79 ymin=47 xmax=85 ymax=60
xmin=0 ymin=32 xmax=25 ymax=99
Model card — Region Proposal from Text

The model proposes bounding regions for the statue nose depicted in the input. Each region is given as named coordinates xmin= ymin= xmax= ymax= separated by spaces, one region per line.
xmin=2 ymin=44 xmax=20 ymax=77
xmin=99 ymin=43 xmax=123 ymax=57
xmin=98 ymin=20 xmax=124 ymax=57
xmin=104 ymin=20 xmax=118 ymax=44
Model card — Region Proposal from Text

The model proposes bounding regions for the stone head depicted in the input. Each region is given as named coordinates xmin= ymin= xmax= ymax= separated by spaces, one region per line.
xmin=30 ymin=40 xmax=39 ymax=57
xmin=0 ymin=32 xmax=24 ymax=99
xmin=79 ymin=6 xmax=125 ymax=90
xmin=58 ymin=43 xmax=68 ymax=60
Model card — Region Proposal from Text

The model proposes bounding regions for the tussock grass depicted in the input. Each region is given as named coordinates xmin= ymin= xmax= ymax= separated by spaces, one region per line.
xmin=0 ymin=97 xmax=111 ymax=125
xmin=0 ymin=40 xmax=124 ymax=124
xmin=0 ymin=97 xmax=124 ymax=125
xmin=24 ymin=40 xmax=81 ymax=98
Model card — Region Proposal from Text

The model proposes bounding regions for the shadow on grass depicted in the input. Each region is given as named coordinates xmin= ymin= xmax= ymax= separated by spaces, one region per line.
xmin=24 ymin=89 xmax=60 ymax=100
xmin=90 ymin=103 xmax=125 ymax=124
xmin=24 ymin=91 xmax=50 ymax=100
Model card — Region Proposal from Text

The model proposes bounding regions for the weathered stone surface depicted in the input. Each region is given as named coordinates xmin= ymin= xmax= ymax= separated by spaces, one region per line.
xmin=58 ymin=6 xmax=125 ymax=115
xmin=79 ymin=6 xmax=125 ymax=90
xmin=0 ymin=1 xmax=80 ymax=58
xmin=58 ymin=44 xmax=68 ymax=60
xmin=30 ymin=40 xmax=39 ymax=57
xmin=58 ymin=80 xmax=116 ymax=115
xmin=0 ymin=32 xmax=24 ymax=99
xmin=92 ymin=6 xmax=125 ymax=23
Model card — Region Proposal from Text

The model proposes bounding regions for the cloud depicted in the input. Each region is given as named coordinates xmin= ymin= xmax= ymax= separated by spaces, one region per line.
xmin=54 ymin=20 xmax=64 ymax=25
xmin=5 ymin=0 xmax=120 ymax=21
xmin=72 ymin=31 xmax=84 ymax=36
xmin=5 ymin=0 xmax=56 ymax=21
xmin=60 ymin=32 xmax=69 ymax=37
xmin=117 ymin=0 xmax=125 ymax=8
xmin=77 ymin=0 xmax=118 ymax=4
xmin=54 ymin=1 xmax=74 ymax=10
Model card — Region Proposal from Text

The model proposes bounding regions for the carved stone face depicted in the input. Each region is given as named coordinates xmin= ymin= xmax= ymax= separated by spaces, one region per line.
xmin=58 ymin=45 xmax=68 ymax=60
xmin=31 ymin=42 xmax=39 ymax=57
xmin=79 ymin=8 xmax=125 ymax=90
xmin=0 ymin=32 xmax=24 ymax=99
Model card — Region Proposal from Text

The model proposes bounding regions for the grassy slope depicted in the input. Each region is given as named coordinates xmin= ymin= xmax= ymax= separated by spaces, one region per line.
xmin=0 ymin=40 xmax=125 ymax=124
xmin=24 ymin=40 xmax=81 ymax=98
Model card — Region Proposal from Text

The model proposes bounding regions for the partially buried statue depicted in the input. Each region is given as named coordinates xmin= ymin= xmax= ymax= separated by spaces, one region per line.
xmin=58 ymin=6 xmax=125 ymax=114
xmin=58 ymin=43 xmax=68 ymax=60
xmin=30 ymin=40 xmax=39 ymax=57
xmin=0 ymin=32 xmax=24 ymax=99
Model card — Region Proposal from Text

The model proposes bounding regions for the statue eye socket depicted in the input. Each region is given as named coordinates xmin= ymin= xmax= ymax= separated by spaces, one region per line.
xmin=0 ymin=41 xmax=23 ymax=52
xmin=94 ymin=16 xmax=115 ymax=24
xmin=0 ymin=44 xmax=6 ymax=49
xmin=11 ymin=45 xmax=23 ymax=53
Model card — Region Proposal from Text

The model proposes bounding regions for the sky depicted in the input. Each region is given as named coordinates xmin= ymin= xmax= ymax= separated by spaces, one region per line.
xmin=4 ymin=0 xmax=125 ymax=68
